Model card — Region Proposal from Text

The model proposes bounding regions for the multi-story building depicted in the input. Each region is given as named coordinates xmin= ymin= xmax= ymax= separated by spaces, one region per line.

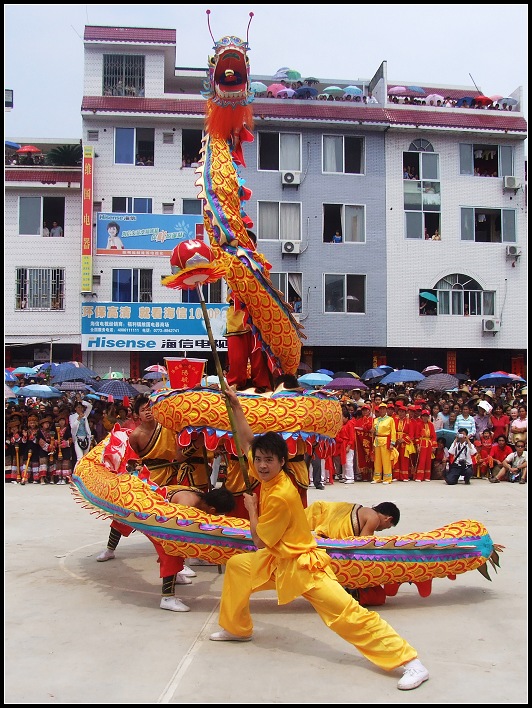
xmin=5 ymin=24 xmax=527 ymax=380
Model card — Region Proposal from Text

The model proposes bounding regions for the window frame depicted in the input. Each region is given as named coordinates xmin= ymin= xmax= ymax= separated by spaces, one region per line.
xmin=322 ymin=134 xmax=364 ymax=175
xmin=257 ymin=201 xmax=302 ymax=241
xmin=324 ymin=273 xmax=366 ymax=314
xmin=111 ymin=268 xmax=153 ymax=303
xmin=460 ymin=207 xmax=516 ymax=243
xmin=257 ymin=131 xmax=302 ymax=172
xmin=18 ymin=196 xmax=66 ymax=237
xmin=114 ymin=127 xmax=155 ymax=166
xmin=103 ymin=54 xmax=145 ymax=97
xmin=15 ymin=267 xmax=65 ymax=311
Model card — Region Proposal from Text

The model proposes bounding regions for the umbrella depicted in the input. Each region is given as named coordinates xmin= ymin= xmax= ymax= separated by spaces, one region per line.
xmin=297 ymin=373 xmax=332 ymax=387
xmin=16 ymin=145 xmax=42 ymax=154
xmin=17 ymin=384 xmax=63 ymax=399
xmin=422 ymin=365 xmax=444 ymax=376
xmin=5 ymin=384 xmax=17 ymax=399
xmin=12 ymin=366 xmax=36 ymax=375
xmin=5 ymin=140 xmax=21 ymax=150
xmin=361 ymin=368 xmax=387 ymax=383
xmin=490 ymin=95 xmax=504 ymax=102
xmin=420 ymin=291 xmax=438 ymax=303
xmin=250 ymin=81 xmax=268 ymax=93
xmin=277 ymin=88 xmax=296 ymax=98
xmin=131 ymin=383 xmax=151 ymax=394
xmin=151 ymin=380 xmax=170 ymax=391
xmin=333 ymin=371 xmax=357 ymax=379
xmin=297 ymin=362 xmax=312 ymax=373
xmin=5 ymin=371 xmax=17 ymax=382
xmin=102 ymin=371 xmax=125 ymax=380
xmin=343 ymin=86 xmax=363 ymax=97
xmin=426 ymin=94 xmax=445 ymax=104
xmin=407 ymin=86 xmax=425 ymax=94
xmin=415 ymin=373 xmax=459 ymax=392
xmin=50 ymin=362 xmax=98 ymax=384
xmin=143 ymin=371 xmax=164 ymax=380
xmin=389 ymin=86 xmax=407 ymax=94
xmin=477 ymin=373 xmax=518 ymax=387
xmin=58 ymin=381 xmax=93 ymax=391
xmin=317 ymin=368 xmax=334 ymax=376
xmin=322 ymin=86 xmax=344 ymax=96
xmin=438 ymin=429 xmax=458 ymax=447
xmin=454 ymin=373 xmax=470 ymax=382
xmin=377 ymin=365 xmax=394 ymax=374
xmin=284 ymin=69 xmax=302 ymax=81
xmin=96 ymin=380 xmax=141 ymax=399
xmin=294 ymin=86 xmax=318 ymax=99
xmin=379 ymin=369 xmax=425 ymax=385
xmin=272 ymin=67 xmax=290 ymax=79
xmin=456 ymin=96 xmax=475 ymax=107
xmin=145 ymin=364 xmax=167 ymax=373
xmin=304 ymin=77 xmax=320 ymax=85
xmin=267 ymin=83 xmax=288 ymax=97
xmin=497 ymin=97 xmax=518 ymax=106
xmin=322 ymin=378 xmax=368 ymax=391
xmin=475 ymin=95 xmax=493 ymax=107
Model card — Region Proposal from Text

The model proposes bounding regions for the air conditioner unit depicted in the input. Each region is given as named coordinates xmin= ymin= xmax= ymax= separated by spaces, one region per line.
xmin=281 ymin=170 xmax=301 ymax=186
xmin=281 ymin=240 xmax=301 ymax=254
xmin=506 ymin=245 xmax=522 ymax=257
xmin=482 ymin=318 xmax=501 ymax=333
xmin=503 ymin=176 xmax=522 ymax=190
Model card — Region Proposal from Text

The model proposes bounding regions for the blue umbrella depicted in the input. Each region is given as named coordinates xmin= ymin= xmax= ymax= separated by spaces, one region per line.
xmin=407 ymin=86 xmax=425 ymax=94
xmin=5 ymin=371 xmax=17 ymax=382
xmin=437 ymin=429 xmax=458 ymax=448
xmin=51 ymin=362 xmax=97 ymax=384
xmin=343 ymin=86 xmax=363 ymax=97
xmin=361 ymin=368 xmax=387 ymax=383
xmin=420 ymin=292 xmax=438 ymax=303
xmin=5 ymin=140 xmax=21 ymax=150
xmin=298 ymin=373 xmax=333 ymax=387
xmin=17 ymin=384 xmax=63 ymax=399
xmin=377 ymin=365 xmax=395 ymax=374
xmin=143 ymin=371 xmax=164 ymax=380
xmin=294 ymin=86 xmax=318 ymax=99
xmin=476 ymin=373 xmax=517 ymax=387
xmin=96 ymin=380 xmax=141 ymax=399
xmin=379 ymin=369 xmax=425 ymax=385
xmin=12 ymin=366 xmax=36 ymax=375
xmin=317 ymin=368 xmax=334 ymax=376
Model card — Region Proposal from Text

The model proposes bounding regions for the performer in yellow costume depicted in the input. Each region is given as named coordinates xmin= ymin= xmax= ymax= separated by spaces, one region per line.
xmin=304 ymin=500 xmax=399 ymax=539
xmin=371 ymin=401 xmax=397 ymax=484
xmin=209 ymin=387 xmax=430 ymax=692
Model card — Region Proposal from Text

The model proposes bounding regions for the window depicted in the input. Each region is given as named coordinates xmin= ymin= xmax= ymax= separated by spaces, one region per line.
xmin=115 ymin=127 xmax=154 ymax=165
xmin=162 ymin=203 xmax=175 ymax=215
xmin=424 ymin=274 xmax=495 ymax=317
xmin=323 ymin=204 xmax=365 ymax=243
xmin=182 ymin=199 xmax=202 ymax=215
xmin=87 ymin=130 xmax=99 ymax=142
xmin=269 ymin=272 xmax=303 ymax=312
xmin=324 ymin=274 xmax=365 ymax=313
xmin=459 ymin=143 xmax=513 ymax=177
xmin=258 ymin=132 xmax=301 ymax=171
xmin=19 ymin=196 xmax=65 ymax=236
xmin=103 ymin=54 xmax=145 ymax=97
xmin=111 ymin=197 xmax=152 ymax=213
xmin=16 ymin=268 xmax=64 ymax=311
xmin=403 ymin=144 xmax=441 ymax=239
xmin=181 ymin=280 xmax=223 ymax=304
xmin=112 ymin=269 xmax=152 ymax=302
xmin=323 ymin=135 xmax=363 ymax=174
xmin=258 ymin=201 xmax=301 ymax=241
xmin=460 ymin=208 xmax=516 ymax=243
xmin=182 ymin=129 xmax=203 ymax=167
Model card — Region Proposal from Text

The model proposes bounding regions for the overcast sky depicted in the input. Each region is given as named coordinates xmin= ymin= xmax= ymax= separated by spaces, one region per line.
xmin=5 ymin=4 xmax=528 ymax=140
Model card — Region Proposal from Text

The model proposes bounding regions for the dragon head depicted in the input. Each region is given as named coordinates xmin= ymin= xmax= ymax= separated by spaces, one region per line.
xmin=202 ymin=11 xmax=254 ymax=107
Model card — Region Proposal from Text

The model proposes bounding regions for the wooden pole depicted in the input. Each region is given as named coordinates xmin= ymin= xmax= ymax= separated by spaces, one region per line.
xmin=195 ymin=283 xmax=251 ymax=492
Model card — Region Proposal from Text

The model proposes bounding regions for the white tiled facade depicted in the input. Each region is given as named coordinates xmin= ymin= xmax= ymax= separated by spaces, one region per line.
xmin=5 ymin=25 xmax=527 ymax=378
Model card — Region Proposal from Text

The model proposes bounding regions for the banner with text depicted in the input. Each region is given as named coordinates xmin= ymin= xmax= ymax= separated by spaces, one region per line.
xmin=81 ymin=301 xmax=228 ymax=352
xmin=96 ymin=213 xmax=204 ymax=255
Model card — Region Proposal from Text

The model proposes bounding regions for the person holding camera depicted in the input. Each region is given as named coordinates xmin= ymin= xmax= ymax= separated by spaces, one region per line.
xmin=445 ymin=428 xmax=477 ymax=485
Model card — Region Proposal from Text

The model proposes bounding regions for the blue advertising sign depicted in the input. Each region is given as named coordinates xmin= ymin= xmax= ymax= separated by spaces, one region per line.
xmin=81 ymin=302 xmax=229 ymax=352
xmin=96 ymin=213 xmax=204 ymax=255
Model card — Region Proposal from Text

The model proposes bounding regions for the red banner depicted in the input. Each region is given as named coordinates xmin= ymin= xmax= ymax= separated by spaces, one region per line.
xmin=81 ymin=146 xmax=94 ymax=292
xmin=165 ymin=357 xmax=207 ymax=389
xmin=446 ymin=351 xmax=457 ymax=374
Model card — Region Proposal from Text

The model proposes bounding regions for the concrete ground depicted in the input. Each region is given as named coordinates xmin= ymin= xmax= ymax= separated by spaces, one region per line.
xmin=5 ymin=476 xmax=527 ymax=704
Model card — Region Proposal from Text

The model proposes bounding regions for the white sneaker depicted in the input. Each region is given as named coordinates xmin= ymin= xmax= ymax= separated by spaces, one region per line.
xmin=370 ymin=480 xmax=380 ymax=484
xmin=415 ymin=479 xmax=422 ymax=483
xmin=96 ymin=548 xmax=115 ymax=562
xmin=175 ymin=573 xmax=193 ymax=585
xmin=160 ymin=596 xmax=190 ymax=612
xmin=397 ymin=660 xmax=429 ymax=690
xmin=383 ymin=481 xmax=391 ymax=485
xmin=180 ymin=564 xmax=197 ymax=577
xmin=209 ymin=629 xmax=252 ymax=642
xmin=344 ymin=480 xmax=354 ymax=484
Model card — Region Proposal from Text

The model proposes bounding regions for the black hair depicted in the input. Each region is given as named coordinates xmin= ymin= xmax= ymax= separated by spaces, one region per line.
xmin=274 ymin=373 xmax=300 ymax=390
xmin=251 ymin=432 xmax=288 ymax=464
xmin=373 ymin=502 xmax=400 ymax=526
xmin=496 ymin=435 xmax=508 ymax=442
xmin=133 ymin=395 xmax=150 ymax=414
xmin=457 ymin=427 xmax=468 ymax=434
xmin=107 ymin=221 xmax=120 ymax=234
xmin=437 ymin=437 xmax=447 ymax=445
xmin=203 ymin=487 xmax=235 ymax=514
xmin=246 ymin=229 xmax=257 ymax=245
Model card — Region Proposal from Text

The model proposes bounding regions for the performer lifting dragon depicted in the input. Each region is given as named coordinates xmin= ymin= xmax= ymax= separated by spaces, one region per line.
xmin=72 ymin=10 xmax=502 ymax=603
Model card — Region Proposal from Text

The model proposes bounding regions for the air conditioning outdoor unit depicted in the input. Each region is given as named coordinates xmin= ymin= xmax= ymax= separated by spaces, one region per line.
xmin=506 ymin=245 xmax=522 ymax=257
xmin=281 ymin=240 xmax=301 ymax=254
xmin=482 ymin=318 xmax=501 ymax=333
xmin=281 ymin=170 xmax=301 ymax=186
xmin=503 ymin=176 xmax=522 ymax=190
